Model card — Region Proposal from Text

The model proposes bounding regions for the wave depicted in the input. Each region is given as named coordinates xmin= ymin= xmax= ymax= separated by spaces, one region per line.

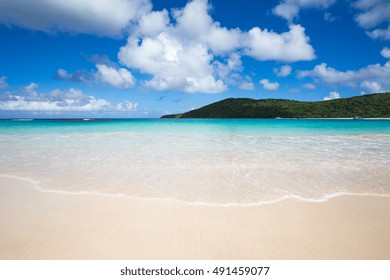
xmin=1 ymin=174 xmax=389 ymax=208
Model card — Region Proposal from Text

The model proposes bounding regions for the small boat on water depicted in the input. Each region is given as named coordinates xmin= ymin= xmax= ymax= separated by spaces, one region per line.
xmin=353 ymin=116 xmax=363 ymax=120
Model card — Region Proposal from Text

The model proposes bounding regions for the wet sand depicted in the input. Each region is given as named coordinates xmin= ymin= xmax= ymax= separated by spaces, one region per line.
xmin=0 ymin=176 xmax=389 ymax=259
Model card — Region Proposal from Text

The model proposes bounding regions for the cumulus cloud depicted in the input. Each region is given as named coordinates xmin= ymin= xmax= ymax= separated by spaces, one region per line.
xmin=353 ymin=0 xmax=390 ymax=29
xmin=303 ymin=83 xmax=316 ymax=90
xmin=352 ymin=0 xmax=390 ymax=40
xmin=273 ymin=0 xmax=336 ymax=22
xmin=137 ymin=10 xmax=170 ymax=37
xmin=0 ymin=0 xmax=152 ymax=37
xmin=0 ymin=76 xmax=9 ymax=89
xmin=56 ymin=65 xmax=136 ymax=89
xmin=381 ymin=47 xmax=390 ymax=58
xmin=239 ymin=81 xmax=255 ymax=90
xmin=172 ymin=0 xmax=242 ymax=55
xmin=0 ymin=84 xmax=137 ymax=112
xmin=215 ymin=53 xmax=243 ymax=78
xmin=368 ymin=26 xmax=390 ymax=40
xmin=244 ymin=24 xmax=315 ymax=62
xmin=274 ymin=65 xmax=292 ymax=77
xmin=116 ymin=101 xmax=138 ymax=111
xmin=119 ymin=32 xmax=227 ymax=93
xmin=95 ymin=64 xmax=135 ymax=89
xmin=298 ymin=50 xmax=390 ymax=93
xmin=24 ymin=82 xmax=39 ymax=93
xmin=299 ymin=61 xmax=390 ymax=88
xmin=119 ymin=0 xmax=240 ymax=93
xmin=118 ymin=0 xmax=315 ymax=93
xmin=323 ymin=91 xmax=341 ymax=100
xmin=214 ymin=53 xmax=255 ymax=90
xmin=6 ymin=0 xmax=316 ymax=94
xmin=55 ymin=69 xmax=90 ymax=82
xmin=55 ymin=69 xmax=71 ymax=80
xmin=360 ymin=81 xmax=385 ymax=94
xmin=260 ymin=79 xmax=280 ymax=91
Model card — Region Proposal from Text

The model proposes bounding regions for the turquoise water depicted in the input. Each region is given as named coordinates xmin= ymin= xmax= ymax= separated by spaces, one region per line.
xmin=1 ymin=118 xmax=390 ymax=134
xmin=1 ymin=119 xmax=390 ymax=204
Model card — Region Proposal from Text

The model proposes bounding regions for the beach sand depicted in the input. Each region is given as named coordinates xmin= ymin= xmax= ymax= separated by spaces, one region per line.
xmin=0 ymin=176 xmax=389 ymax=259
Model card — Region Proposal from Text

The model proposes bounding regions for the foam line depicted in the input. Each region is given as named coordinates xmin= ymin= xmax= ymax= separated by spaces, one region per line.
xmin=1 ymin=174 xmax=389 ymax=208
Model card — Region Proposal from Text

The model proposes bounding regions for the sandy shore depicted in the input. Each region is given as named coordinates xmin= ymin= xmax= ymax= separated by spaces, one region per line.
xmin=0 ymin=176 xmax=389 ymax=259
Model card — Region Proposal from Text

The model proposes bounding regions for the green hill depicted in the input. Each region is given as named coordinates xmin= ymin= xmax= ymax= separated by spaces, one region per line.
xmin=161 ymin=93 xmax=390 ymax=118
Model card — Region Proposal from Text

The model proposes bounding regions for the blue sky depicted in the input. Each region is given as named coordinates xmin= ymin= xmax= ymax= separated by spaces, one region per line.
xmin=0 ymin=0 xmax=389 ymax=118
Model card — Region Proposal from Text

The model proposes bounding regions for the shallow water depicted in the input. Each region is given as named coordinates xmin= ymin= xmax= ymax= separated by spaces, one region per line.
xmin=1 ymin=119 xmax=389 ymax=205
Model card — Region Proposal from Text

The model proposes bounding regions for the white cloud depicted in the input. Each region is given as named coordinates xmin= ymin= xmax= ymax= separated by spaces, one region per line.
xmin=118 ymin=0 xmax=315 ymax=93
xmin=95 ymin=64 xmax=136 ymax=89
xmin=274 ymin=65 xmax=292 ymax=77
xmin=56 ymin=69 xmax=69 ymax=80
xmin=352 ymin=0 xmax=390 ymax=40
xmin=0 ymin=0 xmax=152 ymax=37
xmin=0 ymin=76 xmax=8 ymax=89
xmin=119 ymin=33 xmax=227 ymax=93
xmin=23 ymin=82 xmax=39 ymax=93
xmin=353 ymin=0 xmax=390 ymax=29
xmin=56 ymin=65 xmax=136 ymax=89
xmin=352 ymin=0 xmax=379 ymax=10
xmin=137 ymin=10 xmax=170 ymax=37
xmin=298 ymin=50 xmax=390 ymax=93
xmin=323 ymin=91 xmax=341 ymax=100
xmin=360 ymin=81 xmax=385 ymax=93
xmin=55 ymin=69 xmax=90 ymax=82
xmin=214 ymin=53 xmax=254 ymax=90
xmin=244 ymin=24 xmax=315 ymax=62
xmin=172 ymin=0 xmax=242 ymax=55
xmin=299 ymin=63 xmax=352 ymax=84
xmin=118 ymin=0 xmax=233 ymax=93
xmin=273 ymin=1 xmax=299 ymax=22
xmin=0 ymin=85 xmax=137 ymax=112
xmin=324 ymin=12 xmax=336 ymax=22
xmin=116 ymin=101 xmax=138 ymax=111
xmin=215 ymin=53 xmax=243 ymax=78
xmin=172 ymin=0 xmax=213 ymax=40
xmin=367 ymin=26 xmax=390 ymax=40
xmin=204 ymin=25 xmax=243 ymax=55
xmin=273 ymin=0 xmax=336 ymax=22
xmin=239 ymin=81 xmax=255 ymax=90
xmin=381 ymin=47 xmax=390 ymax=58
xmin=303 ymin=83 xmax=316 ymax=90
xmin=300 ymin=61 xmax=390 ymax=87
xmin=260 ymin=79 xmax=280 ymax=91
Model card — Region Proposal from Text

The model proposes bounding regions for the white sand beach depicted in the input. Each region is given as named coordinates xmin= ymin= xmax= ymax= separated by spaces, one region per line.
xmin=0 ymin=176 xmax=389 ymax=259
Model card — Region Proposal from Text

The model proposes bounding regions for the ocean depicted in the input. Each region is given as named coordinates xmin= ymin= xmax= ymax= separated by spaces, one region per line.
xmin=1 ymin=118 xmax=389 ymax=205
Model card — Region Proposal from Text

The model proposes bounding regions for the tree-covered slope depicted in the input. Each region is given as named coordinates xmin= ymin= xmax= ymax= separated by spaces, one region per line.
xmin=161 ymin=93 xmax=390 ymax=118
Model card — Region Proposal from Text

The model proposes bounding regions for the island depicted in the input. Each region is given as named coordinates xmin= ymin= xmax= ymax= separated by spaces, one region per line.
xmin=161 ymin=92 xmax=390 ymax=118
